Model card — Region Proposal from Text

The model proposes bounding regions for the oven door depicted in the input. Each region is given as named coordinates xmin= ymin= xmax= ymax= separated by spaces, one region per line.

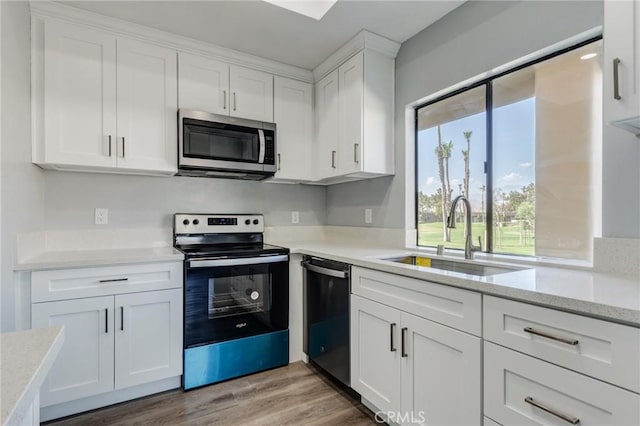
xmin=184 ymin=254 xmax=288 ymax=348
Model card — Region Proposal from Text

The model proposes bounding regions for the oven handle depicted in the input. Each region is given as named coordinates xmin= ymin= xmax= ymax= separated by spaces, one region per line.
xmin=188 ymin=254 xmax=288 ymax=268
xmin=301 ymin=261 xmax=349 ymax=279
xmin=258 ymin=129 xmax=266 ymax=164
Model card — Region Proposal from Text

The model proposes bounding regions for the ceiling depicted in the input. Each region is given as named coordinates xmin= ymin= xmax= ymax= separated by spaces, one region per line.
xmin=59 ymin=0 xmax=465 ymax=70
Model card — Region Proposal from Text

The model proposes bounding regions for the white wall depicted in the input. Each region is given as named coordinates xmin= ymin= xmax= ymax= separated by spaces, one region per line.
xmin=43 ymin=171 xmax=327 ymax=230
xmin=326 ymin=1 xmax=615 ymax=232
xmin=1 ymin=1 xmax=45 ymax=332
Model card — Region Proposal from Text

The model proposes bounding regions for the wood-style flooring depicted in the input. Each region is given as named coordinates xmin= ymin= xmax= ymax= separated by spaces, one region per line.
xmin=47 ymin=362 xmax=377 ymax=426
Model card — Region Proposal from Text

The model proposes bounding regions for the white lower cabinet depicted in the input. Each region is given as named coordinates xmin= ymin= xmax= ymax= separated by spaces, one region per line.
xmin=351 ymin=294 xmax=402 ymax=415
xmin=31 ymin=262 xmax=183 ymax=409
xmin=484 ymin=342 xmax=640 ymax=426
xmin=114 ymin=289 xmax=182 ymax=389
xmin=32 ymin=296 xmax=115 ymax=407
xmin=351 ymin=294 xmax=481 ymax=426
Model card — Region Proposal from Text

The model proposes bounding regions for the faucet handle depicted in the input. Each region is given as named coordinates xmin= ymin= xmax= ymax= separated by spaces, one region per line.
xmin=436 ymin=245 xmax=445 ymax=255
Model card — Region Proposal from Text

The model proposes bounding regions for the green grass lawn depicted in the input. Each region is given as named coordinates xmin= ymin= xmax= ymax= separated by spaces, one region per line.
xmin=418 ymin=221 xmax=535 ymax=256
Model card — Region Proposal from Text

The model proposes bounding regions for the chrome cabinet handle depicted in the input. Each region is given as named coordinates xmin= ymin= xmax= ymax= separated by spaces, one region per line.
xmin=354 ymin=143 xmax=359 ymax=163
xmin=99 ymin=278 xmax=129 ymax=283
xmin=277 ymin=153 xmax=281 ymax=171
xmin=401 ymin=327 xmax=408 ymax=358
xmin=613 ymin=58 xmax=621 ymax=100
xmin=523 ymin=327 xmax=579 ymax=346
xmin=120 ymin=306 xmax=124 ymax=331
xmin=108 ymin=135 xmax=112 ymax=157
xmin=331 ymin=150 xmax=336 ymax=169
xmin=223 ymin=90 xmax=227 ymax=110
xmin=524 ymin=397 xmax=580 ymax=425
xmin=105 ymin=309 xmax=108 ymax=334
xmin=233 ymin=92 xmax=237 ymax=111
xmin=390 ymin=323 xmax=397 ymax=352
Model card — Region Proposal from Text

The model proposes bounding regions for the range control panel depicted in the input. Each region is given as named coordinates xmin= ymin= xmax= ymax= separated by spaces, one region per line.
xmin=174 ymin=214 xmax=264 ymax=234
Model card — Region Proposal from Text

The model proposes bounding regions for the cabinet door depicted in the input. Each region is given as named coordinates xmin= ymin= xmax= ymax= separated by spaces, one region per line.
xmin=32 ymin=297 xmax=115 ymax=406
xmin=314 ymin=70 xmax=340 ymax=180
xmin=116 ymin=38 xmax=177 ymax=173
xmin=114 ymin=289 xmax=183 ymax=389
xmin=229 ymin=65 xmax=273 ymax=122
xmin=401 ymin=312 xmax=481 ymax=426
xmin=178 ymin=52 xmax=230 ymax=115
xmin=338 ymin=51 xmax=364 ymax=175
xmin=351 ymin=295 xmax=402 ymax=415
xmin=273 ymin=76 xmax=313 ymax=181
xmin=604 ymin=0 xmax=640 ymax=122
xmin=43 ymin=21 xmax=117 ymax=168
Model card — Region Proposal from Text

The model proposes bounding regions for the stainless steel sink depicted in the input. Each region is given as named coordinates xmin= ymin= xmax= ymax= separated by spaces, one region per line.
xmin=382 ymin=255 xmax=523 ymax=276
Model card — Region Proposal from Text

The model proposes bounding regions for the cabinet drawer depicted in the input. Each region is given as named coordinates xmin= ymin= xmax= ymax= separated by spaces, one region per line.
xmin=483 ymin=296 xmax=640 ymax=392
xmin=485 ymin=342 xmax=640 ymax=426
xmin=32 ymin=262 xmax=183 ymax=302
xmin=351 ymin=267 xmax=481 ymax=335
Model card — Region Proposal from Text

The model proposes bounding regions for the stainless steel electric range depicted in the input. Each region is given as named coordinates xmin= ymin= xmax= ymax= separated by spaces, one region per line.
xmin=174 ymin=214 xmax=289 ymax=390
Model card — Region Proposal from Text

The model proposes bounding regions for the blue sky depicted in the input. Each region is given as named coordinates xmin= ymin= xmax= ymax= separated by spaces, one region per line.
xmin=417 ymin=97 xmax=535 ymax=210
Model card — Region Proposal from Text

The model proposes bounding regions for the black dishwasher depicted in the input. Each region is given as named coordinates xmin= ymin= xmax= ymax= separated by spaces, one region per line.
xmin=302 ymin=256 xmax=350 ymax=386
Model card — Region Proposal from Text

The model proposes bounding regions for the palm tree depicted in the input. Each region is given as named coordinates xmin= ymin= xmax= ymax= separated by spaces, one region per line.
xmin=434 ymin=126 xmax=452 ymax=241
xmin=462 ymin=131 xmax=472 ymax=199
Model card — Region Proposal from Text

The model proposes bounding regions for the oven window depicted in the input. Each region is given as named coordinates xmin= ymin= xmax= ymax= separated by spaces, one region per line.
xmin=183 ymin=119 xmax=260 ymax=163
xmin=207 ymin=267 xmax=271 ymax=319
xmin=185 ymin=260 xmax=288 ymax=347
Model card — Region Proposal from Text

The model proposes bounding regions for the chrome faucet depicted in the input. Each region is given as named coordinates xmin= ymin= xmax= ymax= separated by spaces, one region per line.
xmin=447 ymin=195 xmax=481 ymax=259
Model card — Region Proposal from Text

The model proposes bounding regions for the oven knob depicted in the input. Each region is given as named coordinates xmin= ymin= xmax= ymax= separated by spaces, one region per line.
xmin=193 ymin=219 xmax=200 ymax=225
xmin=244 ymin=219 xmax=251 ymax=225
xmin=183 ymin=219 xmax=190 ymax=226
xmin=253 ymin=219 xmax=259 ymax=225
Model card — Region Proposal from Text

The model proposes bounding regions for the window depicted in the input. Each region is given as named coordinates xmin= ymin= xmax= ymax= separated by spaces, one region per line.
xmin=416 ymin=38 xmax=602 ymax=261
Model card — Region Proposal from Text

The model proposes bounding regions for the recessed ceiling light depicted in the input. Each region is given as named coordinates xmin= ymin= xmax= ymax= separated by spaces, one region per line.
xmin=263 ymin=0 xmax=338 ymax=20
xmin=580 ymin=53 xmax=598 ymax=60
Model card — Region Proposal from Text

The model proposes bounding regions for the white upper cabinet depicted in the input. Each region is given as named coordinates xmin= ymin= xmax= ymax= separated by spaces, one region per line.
xmin=314 ymin=70 xmax=340 ymax=180
xmin=272 ymin=76 xmax=313 ymax=181
xmin=230 ymin=65 xmax=274 ymax=122
xmin=116 ymin=38 xmax=178 ymax=173
xmin=604 ymin=0 xmax=640 ymax=134
xmin=178 ymin=52 xmax=230 ymax=115
xmin=312 ymin=31 xmax=399 ymax=184
xmin=178 ymin=55 xmax=274 ymax=123
xmin=33 ymin=20 xmax=178 ymax=175
xmin=41 ymin=21 xmax=117 ymax=168
xmin=338 ymin=52 xmax=364 ymax=175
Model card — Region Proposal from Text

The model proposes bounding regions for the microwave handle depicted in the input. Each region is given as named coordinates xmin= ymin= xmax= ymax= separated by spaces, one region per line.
xmin=258 ymin=129 xmax=266 ymax=164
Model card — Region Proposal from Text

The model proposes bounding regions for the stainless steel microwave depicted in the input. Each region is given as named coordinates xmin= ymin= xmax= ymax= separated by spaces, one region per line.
xmin=178 ymin=109 xmax=276 ymax=180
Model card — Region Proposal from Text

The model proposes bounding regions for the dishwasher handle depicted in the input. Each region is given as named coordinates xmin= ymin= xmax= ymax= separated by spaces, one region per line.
xmin=302 ymin=261 xmax=349 ymax=279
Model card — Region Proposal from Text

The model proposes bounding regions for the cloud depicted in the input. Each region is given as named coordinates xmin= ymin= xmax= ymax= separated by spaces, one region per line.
xmin=519 ymin=162 xmax=532 ymax=168
xmin=501 ymin=172 xmax=523 ymax=183
xmin=425 ymin=176 xmax=436 ymax=186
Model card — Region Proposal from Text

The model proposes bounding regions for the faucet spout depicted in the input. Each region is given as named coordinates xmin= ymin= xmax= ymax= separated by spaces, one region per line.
xmin=447 ymin=195 xmax=480 ymax=259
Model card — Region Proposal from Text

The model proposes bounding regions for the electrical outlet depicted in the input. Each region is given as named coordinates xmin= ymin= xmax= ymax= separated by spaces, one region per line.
xmin=95 ymin=208 xmax=108 ymax=225
xmin=291 ymin=211 xmax=300 ymax=224
xmin=365 ymin=208 xmax=373 ymax=224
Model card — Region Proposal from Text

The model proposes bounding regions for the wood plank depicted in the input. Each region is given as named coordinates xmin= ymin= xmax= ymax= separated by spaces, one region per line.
xmin=46 ymin=362 xmax=376 ymax=425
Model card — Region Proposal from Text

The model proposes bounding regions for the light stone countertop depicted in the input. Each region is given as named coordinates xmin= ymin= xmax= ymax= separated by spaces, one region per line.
xmin=271 ymin=240 xmax=640 ymax=327
xmin=14 ymin=246 xmax=184 ymax=271
xmin=1 ymin=327 xmax=64 ymax=425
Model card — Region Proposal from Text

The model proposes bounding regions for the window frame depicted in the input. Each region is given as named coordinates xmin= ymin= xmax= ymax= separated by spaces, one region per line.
xmin=414 ymin=35 xmax=603 ymax=254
